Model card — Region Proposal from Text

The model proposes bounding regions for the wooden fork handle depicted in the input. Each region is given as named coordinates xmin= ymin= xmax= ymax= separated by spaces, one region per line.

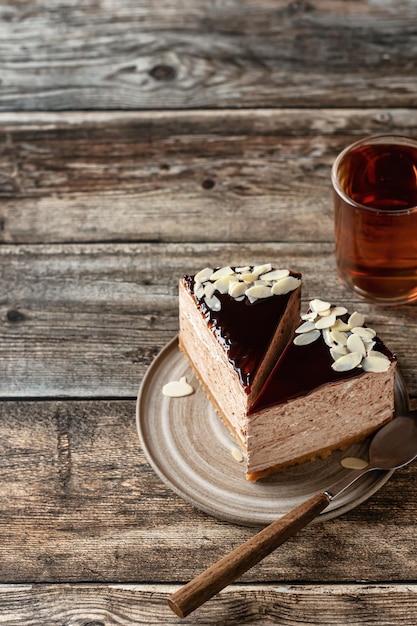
xmin=168 ymin=491 xmax=330 ymax=618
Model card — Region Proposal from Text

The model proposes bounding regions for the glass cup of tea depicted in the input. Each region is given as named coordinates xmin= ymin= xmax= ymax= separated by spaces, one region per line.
xmin=332 ymin=134 xmax=417 ymax=305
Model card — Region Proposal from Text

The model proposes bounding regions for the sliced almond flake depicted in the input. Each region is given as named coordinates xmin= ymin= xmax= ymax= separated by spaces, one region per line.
xmin=322 ymin=329 xmax=336 ymax=348
xmin=310 ymin=298 xmax=331 ymax=312
xmin=260 ymin=269 xmax=290 ymax=281
xmin=210 ymin=266 xmax=234 ymax=281
xmin=330 ymin=346 xmax=348 ymax=360
xmin=332 ymin=319 xmax=351 ymax=332
xmin=213 ymin=276 xmax=234 ymax=294
xmin=365 ymin=341 xmax=376 ymax=354
xmin=271 ymin=276 xmax=301 ymax=295
xmin=301 ymin=311 xmax=318 ymax=322
xmin=295 ymin=321 xmax=316 ymax=334
xmin=194 ymin=283 xmax=205 ymax=299
xmin=341 ymin=457 xmax=368 ymax=470
xmin=162 ymin=376 xmax=194 ymax=398
xmin=235 ymin=266 xmax=250 ymax=273
xmin=293 ymin=329 xmax=321 ymax=346
xmin=331 ymin=329 xmax=348 ymax=346
xmin=231 ymin=447 xmax=244 ymax=462
xmin=346 ymin=333 xmax=367 ymax=357
xmin=195 ymin=267 xmax=213 ymax=283
xmin=204 ymin=294 xmax=221 ymax=311
xmin=348 ymin=311 xmax=366 ymax=328
xmin=367 ymin=350 xmax=390 ymax=361
xmin=240 ymin=272 xmax=257 ymax=284
xmin=362 ymin=356 xmax=391 ymax=373
xmin=245 ymin=285 xmax=272 ymax=299
xmin=252 ymin=263 xmax=272 ymax=276
xmin=317 ymin=308 xmax=332 ymax=317
xmin=362 ymin=336 xmax=376 ymax=344
xmin=204 ymin=281 xmax=216 ymax=299
xmin=331 ymin=351 xmax=362 ymax=372
xmin=229 ymin=281 xmax=247 ymax=299
xmin=332 ymin=306 xmax=348 ymax=317
xmin=315 ymin=313 xmax=336 ymax=329
xmin=350 ymin=326 xmax=377 ymax=339
xmin=235 ymin=295 xmax=245 ymax=301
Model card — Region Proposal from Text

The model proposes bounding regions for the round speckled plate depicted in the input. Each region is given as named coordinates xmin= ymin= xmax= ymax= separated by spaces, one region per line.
xmin=136 ymin=336 xmax=408 ymax=527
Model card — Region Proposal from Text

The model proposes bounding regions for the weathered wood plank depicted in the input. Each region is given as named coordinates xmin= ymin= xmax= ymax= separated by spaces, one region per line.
xmin=1 ymin=109 xmax=417 ymax=245
xmin=0 ymin=1 xmax=416 ymax=110
xmin=2 ymin=242 xmax=417 ymax=398
xmin=0 ymin=400 xmax=416 ymax=585
xmin=0 ymin=583 xmax=416 ymax=626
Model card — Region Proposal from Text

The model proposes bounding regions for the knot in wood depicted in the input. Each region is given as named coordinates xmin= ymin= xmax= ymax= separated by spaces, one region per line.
xmin=6 ymin=309 xmax=26 ymax=323
xmin=202 ymin=178 xmax=215 ymax=190
xmin=149 ymin=64 xmax=177 ymax=81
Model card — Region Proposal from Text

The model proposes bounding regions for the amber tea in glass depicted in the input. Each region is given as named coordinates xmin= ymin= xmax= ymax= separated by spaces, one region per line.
xmin=332 ymin=135 xmax=417 ymax=304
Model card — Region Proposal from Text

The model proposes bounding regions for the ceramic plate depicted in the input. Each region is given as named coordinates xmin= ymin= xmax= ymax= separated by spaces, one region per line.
xmin=136 ymin=337 xmax=408 ymax=527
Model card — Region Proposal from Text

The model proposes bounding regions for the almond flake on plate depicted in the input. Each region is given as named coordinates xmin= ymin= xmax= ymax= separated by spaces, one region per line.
xmin=231 ymin=447 xmax=244 ymax=462
xmin=162 ymin=376 xmax=195 ymax=398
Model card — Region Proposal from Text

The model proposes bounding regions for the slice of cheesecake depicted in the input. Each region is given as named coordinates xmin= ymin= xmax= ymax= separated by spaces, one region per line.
xmin=179 ymin=264 xmax=302 ymax=449
xmin=246 ymin=300 xmax=396 ymax=480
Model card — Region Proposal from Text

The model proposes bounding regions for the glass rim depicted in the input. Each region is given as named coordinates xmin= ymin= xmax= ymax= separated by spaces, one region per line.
xmin=331 ymin=133 xmax=417 ymax=215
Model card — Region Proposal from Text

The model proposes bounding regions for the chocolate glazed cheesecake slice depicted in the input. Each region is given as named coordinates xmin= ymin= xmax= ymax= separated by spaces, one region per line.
xmin=246 ymin=300 xmax=397 ymax=481
xmin=178 ymin=264 xmax=302 ymax=449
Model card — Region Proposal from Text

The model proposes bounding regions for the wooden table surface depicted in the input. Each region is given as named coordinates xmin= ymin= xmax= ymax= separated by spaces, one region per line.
xmin=1 ymin=2 xmax=417 ymax=624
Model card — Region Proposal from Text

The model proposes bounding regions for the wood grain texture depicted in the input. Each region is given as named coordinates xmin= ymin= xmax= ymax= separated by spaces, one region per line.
xmin=1 ymin=109 xmax=417 ymax=244
xmin=2 ymin=241 xmax=417 ymax=398
xmin=168 ymin=493 xmax=331 ymax=618
xmin=0 ymin=583 xmax=416 ymax=625
xmin=0 ymin=1 xmax=416 ymax=110
xmin=0 ymin=400 xmax=416 ymax=584
xmin=1 ymin=3 xmax=417 ymax=621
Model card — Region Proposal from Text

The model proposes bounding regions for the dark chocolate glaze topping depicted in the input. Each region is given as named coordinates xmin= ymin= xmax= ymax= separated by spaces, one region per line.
xmin=249 ymin=320 xmax=396 ymax=415
xmin=182 ymin=271 xmax=301 ymax=390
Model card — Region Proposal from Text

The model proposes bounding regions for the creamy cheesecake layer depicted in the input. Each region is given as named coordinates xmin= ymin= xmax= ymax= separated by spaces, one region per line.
xmin=246 ymin=367 xmax=395 ymax=480
xmin=245 ymin=303 xmax=397 ymax=480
